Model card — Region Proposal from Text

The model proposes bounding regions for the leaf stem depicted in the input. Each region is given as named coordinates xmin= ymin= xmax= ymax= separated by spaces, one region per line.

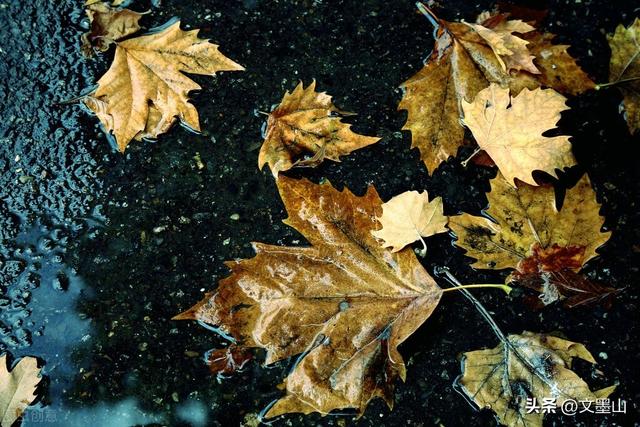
xmin=416 ymin=2 xmax=440 ymax=31
xmin=435 ymin=267 xmax=509 ymax=343
xmin=595 ymin=76 xmax=640 ymax=89
xmin=442 ymin=283 xmax=512 ymax=294
xmin=461 ymin=147 xmax=482 ymax=167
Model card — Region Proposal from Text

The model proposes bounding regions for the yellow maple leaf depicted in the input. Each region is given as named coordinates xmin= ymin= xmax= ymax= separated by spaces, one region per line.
xmin=258 ymin=81 xmax=380 ymax=176
xmin=461 ymin=83 xmax=575 ymax=186
xmin=85 ymin=20 xmax=244 ymax=152
xmin=459 ymin=332 xmax=615 ymax=427
xmin=0 ymin=354 xmax=42 ymax=427
xmin=449 ymin=172 xmax=610 ymax=271
xmin=371 ymin=190 xmax=448 ymax=253
xmin=607 ymin=18 xmax=640 ymax=134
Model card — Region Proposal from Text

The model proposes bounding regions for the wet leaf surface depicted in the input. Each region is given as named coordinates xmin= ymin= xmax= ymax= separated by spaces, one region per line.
xmin=258 ymin=81 xmax=380 ymax=176
xmin=459 ymin=331 xmax=615 ymax=427
xmin=85 ymin=20 xmax=244 ymax=151
xmin=176 ymin=176 xmax=442 ymax=417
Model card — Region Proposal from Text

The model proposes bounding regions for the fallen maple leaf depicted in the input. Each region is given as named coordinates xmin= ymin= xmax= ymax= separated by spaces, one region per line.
xmin=0 ymin=354 xmax=42 ymax=427
xmin=607 ymin=18 xmax=640 ymax=134
xmin=461 ymin=83 xmax=575 ymax=186
xmin=371 ymin=190 xmax=448 ymax=253
xmin=84 ymin=20 xmax=244 ymax=152
xmin=399 ymin=5 xmax=593 ymax=175
xmin=257 ymin=81 xmax=380 ymax=176
xmin=458 ymin=331 xmax=615 ymax=427
xmin=449 ymin=172 xmax=613 ymax=307
xmin=175 ymin=176 xmax=442 ymax=417
xmin=81 ymin=1 xmax=143 ymax=56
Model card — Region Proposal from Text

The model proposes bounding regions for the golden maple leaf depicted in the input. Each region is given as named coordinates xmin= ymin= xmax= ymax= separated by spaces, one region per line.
xmin=371 ymin=190 xmax=448 ymax=253
xmin=0 ymin=354 xmax=42 ymax=427
xmin=449 ymin=172 xmax=610 ymax=271
xmin=81 ymin=1 xmax=143 ymax=56
xmin=257 ymin=81 xmax=380 ymax=176
xmin=607 ymin=18 xmax=640 ymax=134
xmin=461 ymin=83 xmax=575 ymax=186
xmin=399 ymin=5 xmax=594 ymax=175
xmin=175 ymin=176 xmax=442 ymax=417
xmin=85 ymin=20 xmax=244 ymax=152
xmin=459 ymin=332 xmax=615 ymax=427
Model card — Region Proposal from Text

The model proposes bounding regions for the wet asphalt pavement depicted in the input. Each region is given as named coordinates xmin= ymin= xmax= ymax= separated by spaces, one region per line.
xmin=1 ymin=0 xmax=639 ymax=426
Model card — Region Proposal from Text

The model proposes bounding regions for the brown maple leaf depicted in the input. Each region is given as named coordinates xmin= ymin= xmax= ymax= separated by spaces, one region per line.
xmin=257 ymin=81 xmax=380 ymax=177
xmin=607 ymin=18 xmax=640 ymax=134
xmin=461 ymin=83 xmax=575 ymax=187
xmin=459 ymin=331 xmax=615 ymax=427
xmin=399 ymin=5 xmax=594 ymax=175
xmin=512 ymin=244 xmax=619 ymax=309
xmin=84 ymin=20 xmax=244 ymax=152
xmin=449 ymin=172 xmax=615 ymax=308
xmin=175 ymin=176 xmax=442 ymax=417
xmin=81 ymin=1 xmax=143 ymax=56
xmin=1 ymin=354 xmax=42 ymax=427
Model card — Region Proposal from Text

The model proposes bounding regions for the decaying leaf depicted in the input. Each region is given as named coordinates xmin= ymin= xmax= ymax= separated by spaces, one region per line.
xmin=257 ymin=81 xmax=380 ymax=177
xmin=0 ymin=354 xmax=42 ymax=427
xmin=81 ymin=1 xmax=143 ymax=56
xmin=175 ymin=176 xmax=442 ymax=417
xmin=449 ymin=172 xmax=613 ymax=307
xmin=371 ymin=190 xmax=448 ymax=252
xmin=514 ymin=250 xmax=619 ymax=309
xmin=607 ymin=18 xmax=640 ymax=134
xmin=84 ymin=20 xmax=244 ymax=152
xmin=399 ymin=6 xmax=593 ymax=175
xmin=206 ymin=345 xmax=253 ymax=377
xmin=458 ymin=331 xmax=615 ymax=427
xmin=461 ymin=83 xmax=575 ymax=186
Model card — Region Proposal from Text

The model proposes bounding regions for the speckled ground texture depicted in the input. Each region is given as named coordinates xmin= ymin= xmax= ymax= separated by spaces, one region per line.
xmin=1 ymin=0 xmax=639 ymax=426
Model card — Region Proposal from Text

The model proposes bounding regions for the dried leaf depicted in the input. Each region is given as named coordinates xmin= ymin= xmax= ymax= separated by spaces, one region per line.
xmin=607 ymin=18 xmax=640 ymax=134
xmin=464 ymin=20 xmax=538 ymax=74
xmin=449 ymin=172 xmax=610 ymax=271
xmin=371 ymin=190 xmax=448 ymax=252
xmin=461 ymin=83 xmax=575 ymax=186
xmin=175 ymin=176 xmax=442 ymax=417
xmin=258 ymin=81 xmax=380 ymax=177
xmin=450 ymin=173 xmax=613 ymax=307
xmin=84 ymin=20 xmax=244 ymax=152
xmin=81 ymin=1 xmax=143 ymax=56
xmin=206 ymin=345 xmax=253 ymax=377
xmin=458 ymin=331 xmax=615 ymax=427
xmin=0 ymin=354 xmax=42 ymax=427
xmin=399 ymin=7 xmax=593 ymax=175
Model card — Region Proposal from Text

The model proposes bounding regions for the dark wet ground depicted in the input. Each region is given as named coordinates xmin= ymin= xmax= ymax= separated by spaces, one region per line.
xmin=1 ymin=0 xmax=639 ymax=426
